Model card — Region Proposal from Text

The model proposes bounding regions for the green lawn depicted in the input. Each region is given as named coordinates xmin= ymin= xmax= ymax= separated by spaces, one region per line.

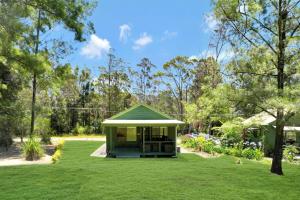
xmin=1 ymin=141 xmax=300 ymax=200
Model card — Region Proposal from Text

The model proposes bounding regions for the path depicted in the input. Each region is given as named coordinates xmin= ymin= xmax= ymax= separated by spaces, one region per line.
xmin=90 ymin=143 xmax=107 ymax=157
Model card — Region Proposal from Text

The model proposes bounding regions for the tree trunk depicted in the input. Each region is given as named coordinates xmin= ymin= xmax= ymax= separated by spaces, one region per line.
xmin=271 ymin=109 xmax=284 ymax=175
xmin=30 ymin=10 xmax=41 ymax=135
xmin=271 ymin=0 xmax=286 ymax=175
xmin=21 ymin=130 xmax=23 ymax=143
xmin=179 ymin=90 xmax=184 ymax=121
xmin=30 ymin=72 xmax=37 ymax=135
xmin=107 ymin=53 xmax=112 ymax=118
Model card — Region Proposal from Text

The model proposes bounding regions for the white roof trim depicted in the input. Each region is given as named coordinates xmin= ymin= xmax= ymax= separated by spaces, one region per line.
xmin=243 ymin=111 xmax=276 ymax=126
xmin=102 ymin=119 xmax=185 ymax=125
xmin=271 ymin=126 xmax=300 ymax=132
xmin=283 ymin=126 xmax=300 ymax=131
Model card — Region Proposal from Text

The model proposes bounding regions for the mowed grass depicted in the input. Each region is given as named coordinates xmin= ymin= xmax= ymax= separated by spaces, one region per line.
xmin=0 ymin=141 xmax=300 ymax=200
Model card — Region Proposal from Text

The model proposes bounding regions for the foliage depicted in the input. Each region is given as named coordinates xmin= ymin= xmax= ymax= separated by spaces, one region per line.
xmin=22 ymin=136 xmax=44 ymax=161
xmin=52 ymin=149 xmax=62 ymax=163
xmin=185 ymin=84 xmax=236 ymax=127
xmin=57 ymin=140 xmax=65 ymax=150
xmin=35 ymin=117 xmax=52 ymax=136
xmin=213 ymin=0 xmax=300 ymax=174
xmin=134 ymin=57 xmax=156 ymax=102
xmin=217 ymin=119 xmax=245 ymax=147
xmin=180 ymin=135 xmax=191 ymax=145
xmin=41 ymin=133 xmax=52 ymax=145
xmin=283 ymin=145 xmax=299 ymax=162
xmin=0 ymin=0 xmax=96 ymax=143
xmin=72 ymin=124 xmax=95 ymax=135
xmin=183 ymin=135 xmax=263 ymax=160
xmin=183 ymin=138 xmax=198 ymax=149
xmin=202 ymin=140 xmax=215 ymax=154
xmin=212 ymin=145 xmax=224 ymax=154
xmin=241 ymin=148 xmax=257 ymax=160
xmin=156 ymin=56 xmax=195 ymax=121
xmin=189 ymin=57 xmax=222 ymax=101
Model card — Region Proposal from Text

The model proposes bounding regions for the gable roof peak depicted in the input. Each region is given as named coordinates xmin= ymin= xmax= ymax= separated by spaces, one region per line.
xmin=109 ymin=104 xmax=173 ymax=120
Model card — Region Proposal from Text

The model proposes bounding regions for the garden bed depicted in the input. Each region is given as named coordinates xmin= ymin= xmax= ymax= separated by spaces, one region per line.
xmin=0 ymin=142 xmax=55 ymax=167
xmin=180 ymin=146 xmax=220 ymax=158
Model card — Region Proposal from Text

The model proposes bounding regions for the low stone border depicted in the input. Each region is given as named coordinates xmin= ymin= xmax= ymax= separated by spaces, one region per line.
xmin=0 ymin=155 xmax=52 ymax=167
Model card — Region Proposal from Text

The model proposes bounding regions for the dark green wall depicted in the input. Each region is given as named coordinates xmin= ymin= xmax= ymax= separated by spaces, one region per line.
xmin=262 ymin=125 xmax=276 ymax=156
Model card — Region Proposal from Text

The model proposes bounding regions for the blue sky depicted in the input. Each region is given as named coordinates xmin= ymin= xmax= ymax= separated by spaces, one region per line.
xmin=60 ymin=0 xmax=216 ymax=76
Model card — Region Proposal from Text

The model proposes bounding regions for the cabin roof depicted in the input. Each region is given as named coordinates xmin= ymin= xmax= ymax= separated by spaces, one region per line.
xmin=103 ymin=104 xmax=184 ymax=125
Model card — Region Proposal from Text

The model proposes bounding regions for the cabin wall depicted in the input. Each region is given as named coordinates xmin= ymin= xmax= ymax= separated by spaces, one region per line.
xmin=105 ymin=125 xmax=178 ymax=157
xmin=263 ymin=125 xmax=276 ymax=156
xmin=167 ymin=126 xmax=176 ymax=141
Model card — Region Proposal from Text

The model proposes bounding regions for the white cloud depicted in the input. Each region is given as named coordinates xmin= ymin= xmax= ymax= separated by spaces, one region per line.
xmin=119 ymin=24 xmax=131 ymax=43
xmin=190 ymin=49 xmax=235 ymax=62
xmin=161 ymin=30 xmax=178 ymax=41
xmin=204 ymin=12 xmax=219 ymax=32
xmin=133 ymin=33 xmax=153 ymax=50
xmin=80 ymin=34 xmax=111 ymax=59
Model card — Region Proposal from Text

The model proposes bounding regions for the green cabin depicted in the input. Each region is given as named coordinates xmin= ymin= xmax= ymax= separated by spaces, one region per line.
xmin=102 ymin=104 xmax=184 ymax=157
xmin=244 ymin=112 xmax=300 ymax=156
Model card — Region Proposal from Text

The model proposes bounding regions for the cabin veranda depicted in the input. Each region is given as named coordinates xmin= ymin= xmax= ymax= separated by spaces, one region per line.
xmin=102 ymin=104 xmax=184 ymax=157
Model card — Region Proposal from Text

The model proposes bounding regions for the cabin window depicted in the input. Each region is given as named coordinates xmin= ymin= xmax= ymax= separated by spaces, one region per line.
xmin=152 ymin=127 xmax=168 ymax=141
xmin=127 ymin=127 xmax=136 ymax=141
xmin=116 ymin=127 xmax=137 ymax=142
xmin=285 ymin=132 xmax=297 ymax=144
xmin=116 ymin=128 xmax=127 ymax=142
xmin=152 ymin=127 xmax=167 ymax=136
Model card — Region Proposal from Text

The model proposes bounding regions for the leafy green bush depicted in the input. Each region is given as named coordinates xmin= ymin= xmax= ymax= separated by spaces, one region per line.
xmin=56 ymin=140 xmax=65 ymax=150
xmin=184 ymin=138 xmax=198 ymax=148
xmin=202 ymin=140 xmax=215 ymax=154
xmin=242 ymin=148 xmax=256 ymax=160
xmin=72 ymin=124 xmax=85 ymax=135
xmin=232 ymin=147 xmax=243 ymax=157
xmin=254 ymin=149 xmax=264 ymax=160
xmin=212 ymin=146 xmax=224 ymax=154
xmin=52 ymin=149 xmax=62 ymax=163
xmin=283 ymin=145 xmax=299 ymax=162
xmin=223 ymin=148 xmax=232 ymax=155
xmin=72 ymin=124 xmax=95 ymax=135
xmin=195 ymin=136 xmax=206 ymax=151
xmin=217 ymin=120 xmax=244 ymax=147
xmin=22 ymin=137 xmax=44 ymax=161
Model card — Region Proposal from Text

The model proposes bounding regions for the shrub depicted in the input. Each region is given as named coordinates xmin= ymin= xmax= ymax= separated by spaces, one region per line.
xmin=195 ymin=136 xmax=206 ymax=151
xmin=184 ymin=138 xmax=198 ymax=148
xmin=218 ymin=120 xmax=244 ymax=147
xmin=254 ymin=149 xmax=264 ymax=160
xmin=283 ymin=145 xmax=299 ymax=162
xmin=52 ymin=149 xmax=62 ymax=163
xmin=232 ymin=147 xmax=243 ymax=157
xmin=242 ymin=148 xmax=256 ymax=160
xmin=213 ymin=146 xmax=224 ymax=154
xmin=22 ymin=136 xmax=44 ymax=161
xmin=56 ymin=140 xmax=65 ymax=150
xmin=180 ymin=135 xmax=190 ymax=145
xmin=202 ymin=140 xmax=215 ymax=154
xmin=72 ymin=124 xmax=85 ymax=135
xmin=41 ymin=133 xmax=52 ymax=144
